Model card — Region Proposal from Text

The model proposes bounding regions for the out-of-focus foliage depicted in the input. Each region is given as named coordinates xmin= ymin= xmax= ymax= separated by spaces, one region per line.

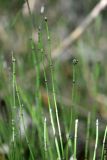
xmin=0 ymin=0 xmax=107 ymax=160
xmin=0 ymin=0 xmax=25 ymax=13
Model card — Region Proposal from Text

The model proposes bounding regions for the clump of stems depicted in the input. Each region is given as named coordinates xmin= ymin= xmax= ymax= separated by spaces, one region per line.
xmin=38 ymin=25 xmax=61 ymax=159
xmin=12 ymin=53 xmax=35 ymax=160
xmin=16 ymin=83 xmax=35 ymax=160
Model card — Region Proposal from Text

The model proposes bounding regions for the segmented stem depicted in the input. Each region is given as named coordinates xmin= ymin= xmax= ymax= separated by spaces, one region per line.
xmin=44 ymin=17 xmax=64 ymax=159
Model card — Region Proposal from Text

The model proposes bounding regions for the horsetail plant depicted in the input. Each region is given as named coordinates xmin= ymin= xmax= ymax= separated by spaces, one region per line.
xmin=15 ymin=83 xmax=35 ymax=160
xmin=30 ymin=38 xmax=41 ymax=107
xmin=42 ymin=47 xmax=61 ymax=160
xmin=66 ymin=58 xmax=78 ymax=159
xmin=24 ymin=2 xmax=61 ymax=155
xmin=12 ymin=53 xmax=35 ymax=160
xmin=11 ymin=53 xmax=16 ymax=159
xmin=69 ymin=58 xmax=78 ymax=133
xmin=24 ymin=1 xmax=63 ymax=158
xmin=34 ymin=22 xmax=61 ymax=159
xmin=44 ymin=16 xmax=64 ymax=159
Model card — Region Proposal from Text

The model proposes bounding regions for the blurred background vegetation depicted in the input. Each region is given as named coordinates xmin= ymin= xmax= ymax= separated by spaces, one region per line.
xmin=0 ymin=0 xmax=107 ymax=160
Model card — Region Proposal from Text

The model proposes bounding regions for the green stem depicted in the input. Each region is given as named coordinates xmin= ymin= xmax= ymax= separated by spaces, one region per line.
xmin=101 ymin=126 xmax=107 ymax=160
xmin=12 ymin=53 xmax=16 ymax=159
xmin=93 ymin=119 xmax=99 ymax=160
xmin=16 ymin=83 xmax=35 ymax=160
xmin=44 ymin=17 xmax=64 ymax=159
xmin=85 ymin=112 xmax=91 ymax=160
xmin=74 ymin=119 xmax=78 ymax=160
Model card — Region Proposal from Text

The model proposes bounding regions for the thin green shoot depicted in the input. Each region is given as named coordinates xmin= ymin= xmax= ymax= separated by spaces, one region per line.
xmin=66 ymin=58 xmax=78 ymax=159
xmin=101 ymin=126 xmax=107 ymax=160
xmin=93 ymin=119 xmax=99 ymax=160
xmin=74 ymin=119 xmax=78 ymax=160
xmin=42 ymin=50 xmax=61 ymax=159
xmin=85 ymin=112 xmax=91 ymax=160
xmin=30 ymin=38 xmax=41 ymax=107
xmin=69 ymin=58 xmax=78 ymax=132
xmin=11 ymin=52 xmax=16 ymax=159
xmin=15 ymin=83 xmax=35 ymax=160
xmin=44 ymin=16 xmax=64 ymax=159
xmin=37 ymin=19 xmax=61 ymax=159
xmin=44 ymin=117 xmax=47 ymax=152
xmin=12 ymin=52 xmax=35 ymax=160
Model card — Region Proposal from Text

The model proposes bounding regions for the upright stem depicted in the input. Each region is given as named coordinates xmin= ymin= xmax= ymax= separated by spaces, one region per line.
xmin=93 ymin=119 xmax=99 ymax=160
xmin=85 ymin=112 xmax=91 ymax=160
xmin=74 ymin=119 xmax=78 ymax=160
xmin=12 ymin=53 xmax=16 ymax=159
xmin=44 ymin=17 xmax=64 ymax=159
xmin=101 ymin=126 xmax=107 ymax=160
